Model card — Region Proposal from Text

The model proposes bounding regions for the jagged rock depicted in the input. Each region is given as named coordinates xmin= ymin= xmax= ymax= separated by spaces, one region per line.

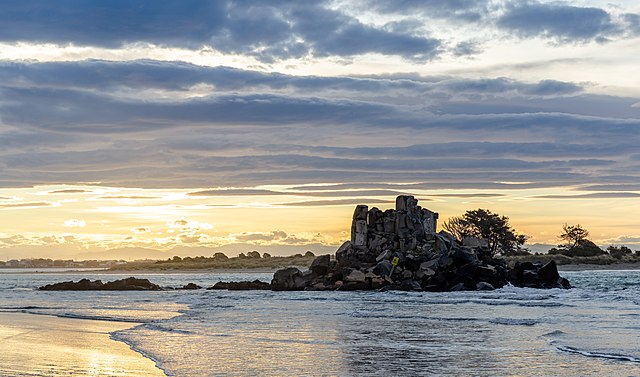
xmin=344 ymin=269 xmax=366 ymax=283
xmin=39 ymin=277 xmax=161 ymax=291
xmin=181 ymin=283 xmax=202 ymax=290
xmin=271 ymin=267 xmax=307 ymax=291
xmin=208 ymin=280 xmax=270 ymax=290
xmin=510 ymin=260 xmax=570 ymax=289
xmin=102 ymin=277 xmax=162 ymax=290
xmin=310 ymin=254 xmax=331 ymax=275
xmin=476 ymin=281 xmax=495 ymax=291
xmin=39 ymin=278 xmax=103 ymax=291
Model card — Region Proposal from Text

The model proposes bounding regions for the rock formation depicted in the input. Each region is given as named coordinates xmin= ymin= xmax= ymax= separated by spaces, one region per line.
xmin=208 ymin=280 xmax=271 ymax=290
xmin=39 ymin=277 xmax=162 ymax=291
xmin=272 ymin=195 xmax=571 ymax=292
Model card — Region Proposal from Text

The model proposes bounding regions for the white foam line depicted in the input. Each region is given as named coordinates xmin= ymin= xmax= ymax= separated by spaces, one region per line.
xmin=557 ymin=345 xmax=640 ymax=363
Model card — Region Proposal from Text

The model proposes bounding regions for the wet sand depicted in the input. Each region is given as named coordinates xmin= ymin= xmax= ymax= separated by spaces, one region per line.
xmin=0 ymin=312 xmax=165 ymax=376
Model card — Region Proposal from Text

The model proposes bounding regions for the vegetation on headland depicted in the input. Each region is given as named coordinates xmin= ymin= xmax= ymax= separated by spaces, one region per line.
xmin=2 ymin=212 xmax=638 ymax=271
xmin=108 ymin=251 xmax=318 ymax=271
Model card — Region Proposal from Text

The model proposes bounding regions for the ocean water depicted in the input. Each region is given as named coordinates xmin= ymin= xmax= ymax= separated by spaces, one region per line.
xmin=0 ymin=269 xmax=639 ymax=376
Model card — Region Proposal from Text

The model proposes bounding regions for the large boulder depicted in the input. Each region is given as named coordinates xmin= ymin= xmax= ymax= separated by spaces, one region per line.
xmin=309 ymin=254 xmax=331 ymax=275
xmin=271 ymin=267 xmax=308 ymax=291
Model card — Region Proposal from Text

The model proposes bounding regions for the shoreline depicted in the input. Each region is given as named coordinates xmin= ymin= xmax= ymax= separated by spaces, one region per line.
xmin=3 ymin=263 xmax=640 ymax=274
xmin=0 ymin=311 xmax=166 ymax=376
xmin=557 ymin=263 xmax=640 ymax=271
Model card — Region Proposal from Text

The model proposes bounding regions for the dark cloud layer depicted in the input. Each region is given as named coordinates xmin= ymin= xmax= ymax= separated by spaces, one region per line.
xmin=0 ymin=1 xmax=439 ymax=61
xmin=0 ymin=1 xmax=637 ymax=62
xmin=0 ymin=60 xmax=638 ymax=192
xmin=498 ymin=2 xmax=622 ymax=42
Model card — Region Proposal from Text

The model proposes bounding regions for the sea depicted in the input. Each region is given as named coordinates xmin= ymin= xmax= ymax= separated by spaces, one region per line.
xmin=0 ymin=268 xmax=639 ymax=376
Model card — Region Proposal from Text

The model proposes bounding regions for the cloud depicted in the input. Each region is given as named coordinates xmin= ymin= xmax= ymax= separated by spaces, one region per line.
xmin=231 ymin=230 xmax=320 ymax=245
xmin=0 ymin=1 xmax=440 ymax=61
xmin=188 ymin=189 xmax=284 ymax=196
xmin=576 ymin=184 xmax=640 ymax=192
xmin=48 ymin=189 xmax=93 ymax=194
xmin=536 ymin=192 xmax=640 ymax=199
xmin=62 ymin=219 xmax=86 ymax=227
xmin=167 ymin=219 xmax=213 ymax=232
xmin=0 ymin=60 xmax=638 ymax=191
xmin=234 ymin=230 xmax=289 ymax=242
xmin=98 ymin=195 xmax=161 ymax=199
xmin=277 ymin=198 xmax=394 ymax=206
xmin=430 ymin=193 xmax=506 ymax=198
xmin=497 ymin=2 xmax=622 ymax=43
xmin=359 ymin=0 xmax=488 ymax=22
xmin=0 ymin=201 xmax=54 ymax=209
xmin=132 ymin=227 xmax=151 ymax=234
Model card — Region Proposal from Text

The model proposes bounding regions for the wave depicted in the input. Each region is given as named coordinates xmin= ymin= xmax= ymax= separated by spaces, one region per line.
xmin=4 ymin=309 xmax=152 ymax=323
xmin=542 ymin=330 xmax=566 ymax=337
xmin=489 ymin=318 xmax=538 ymax=326
xmin=556 ymin=345 xmax=640 ymax=363
xmin=143 ymin=323 xmax=194 ymax=335
xmin=111 ymin=328 xmax=174 ymax=376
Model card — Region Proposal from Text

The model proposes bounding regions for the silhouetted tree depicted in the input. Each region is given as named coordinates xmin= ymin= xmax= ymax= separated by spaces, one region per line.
xmin=212 ymin=252 xmax=228 ymax=261
xmin=559 ymin=224 xmax=589 ymax=249
xmin=443 ymin=216 xmax=470 ymax=241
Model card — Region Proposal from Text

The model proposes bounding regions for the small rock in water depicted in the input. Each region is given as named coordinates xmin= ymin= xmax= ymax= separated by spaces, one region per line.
xmin=208 ymin=280 xmax=270 ymax=290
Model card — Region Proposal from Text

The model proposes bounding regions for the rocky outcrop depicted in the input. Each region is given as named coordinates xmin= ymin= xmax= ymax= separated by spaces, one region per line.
xmin=181 ymin=283 xmax=202 ymax=290
xmin=208 ymin=280 xmax=271 ymax=290
xmin=271 ymin=195 xmax=571 ymax=292
xmin=509 ymin=260 xmax=571 ymax=289
xmin=39 ymin=277 xmax=162 ymax=291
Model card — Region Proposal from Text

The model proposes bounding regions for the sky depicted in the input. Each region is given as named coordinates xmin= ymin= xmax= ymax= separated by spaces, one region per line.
xmin=1 ymin=0 xmax=640 ymax=260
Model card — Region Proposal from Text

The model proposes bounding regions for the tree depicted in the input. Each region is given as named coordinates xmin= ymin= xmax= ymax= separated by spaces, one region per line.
xmin=212 ymin=252 xmax=228 ymax=261
xmin=443 ymin=216 xmax=470 ymax=241
xmin=247 ymin=250 xmax=261 ymax=259
xmin=559 ymin=224 xmax=589 ymax=249
xmin=556 ymin=224 xmax=605 ymax=257
xmin=445 ymin=209 xmax=527 ymax=256
xmin=607 ymin=245 xmax=633 ymax=260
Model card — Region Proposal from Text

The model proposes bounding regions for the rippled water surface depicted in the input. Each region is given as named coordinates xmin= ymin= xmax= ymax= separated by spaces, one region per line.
xmin=1 ymin=270 xmax=639 ymax=376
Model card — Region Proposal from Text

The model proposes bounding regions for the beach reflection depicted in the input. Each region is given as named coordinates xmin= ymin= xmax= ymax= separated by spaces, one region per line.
xmin=0 ymin=312 xmax=164 ymax=376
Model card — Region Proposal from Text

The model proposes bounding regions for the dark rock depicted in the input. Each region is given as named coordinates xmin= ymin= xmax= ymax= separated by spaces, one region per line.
xmin=270 ymin=196 xmax=570 ymax=292
xmin=102 ymin=277 xmax=162 ymax=291
xmin=476 ymin=281 xmax=495 ymax=291
xmin=208 ymin=280 xmax=271 ymax=290
xmin=310 ymin=254 xmax=331 ymax=275
xmin=344 ymin=269 xmax=366 ymax=283
xmin=39 ymin=278 xmax=103 ymax=291
xmin=401 ymin=279 xmax=422 ymax=291
xmin=271 ymin=267 xmax=307 ymax=291
xmin=181 ymin=283 xmax=202 ymax=290
xmin=537 ymin=260 xmax=560 ymax=282
xmin=39 ymin=277 xmax=161 ymax=291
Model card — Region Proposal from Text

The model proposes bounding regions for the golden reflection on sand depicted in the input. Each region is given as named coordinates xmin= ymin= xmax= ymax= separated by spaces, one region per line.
xmin=0 ymin=312 xmax=164 ymax=376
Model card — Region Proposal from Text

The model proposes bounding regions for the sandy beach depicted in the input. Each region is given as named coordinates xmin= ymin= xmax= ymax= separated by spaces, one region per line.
xmin=0 ymin=312 xmax=164 ymax=376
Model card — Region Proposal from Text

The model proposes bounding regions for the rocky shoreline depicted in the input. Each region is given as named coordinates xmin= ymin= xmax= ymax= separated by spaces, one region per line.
xmin=270 ymin=196 xmax=570 ymax=292
xmin=40 ymin=196 xmax=571 ymax=293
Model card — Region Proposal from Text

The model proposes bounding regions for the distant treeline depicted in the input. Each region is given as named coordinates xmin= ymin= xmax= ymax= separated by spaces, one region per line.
xmin=112 ymin=251 xmax=318 ymax=271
